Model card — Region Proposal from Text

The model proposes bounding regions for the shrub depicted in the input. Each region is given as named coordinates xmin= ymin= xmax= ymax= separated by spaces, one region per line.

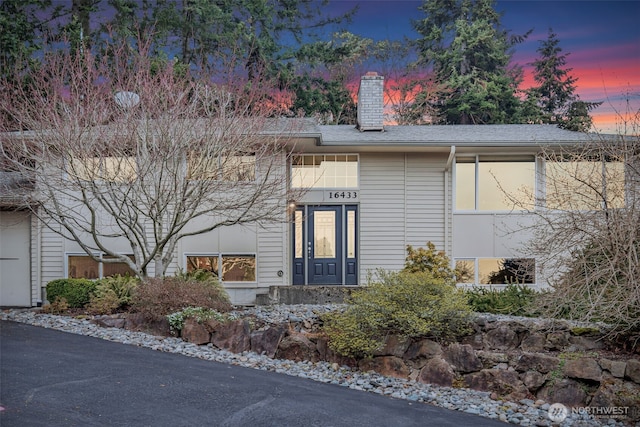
xmin=166 ymin=306 xmax=229 ymax=333
xmin=45 ymin=278 xmax=98 ymax=308
xmin=86 ymin=275 xmax=139 ymax=315
xmin=404 ymin=242 xmax=455 ymax=281
xmin=465 ymin=284 xmax=541 ymax=316
xmin=131 ymin=272 xmax=231 ymax=318
xmin=323 ymin=270 xmax=472 ymax=358
xmin=42 ymin=296 xmax=70 ymax=314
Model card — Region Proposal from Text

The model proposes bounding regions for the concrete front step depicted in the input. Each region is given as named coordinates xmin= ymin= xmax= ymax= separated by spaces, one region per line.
xmin=255 ymin=285 xmax=359 ymax=305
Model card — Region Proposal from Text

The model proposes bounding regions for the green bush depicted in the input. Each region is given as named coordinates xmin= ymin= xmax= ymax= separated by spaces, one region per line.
xmin=87 ymin=275 xmax=139 ymax=314
xmin=323 ymin=270 xmax=472 ymax=358
xmin=465 ymin=284 xmax=541 ymax=316
xmin=404 ymin=242 xmax=455 ymax=281
xmin=45 ymin=278 xmax=98 ymax=308
xmin=166 ymin=306 xmax=229 ymax=333
xmin=132 ymin=271 xmax=232 ymax=318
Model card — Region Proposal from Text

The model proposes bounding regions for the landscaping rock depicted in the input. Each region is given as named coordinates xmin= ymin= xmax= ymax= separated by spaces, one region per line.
xmin=625 ymin=358 xmax=640 ymax=384
xmin=544 ymin=332 xmax=569 ymax=351
xmin=515 ymin=353 xmax=560 ymax=374
xmin=563 ymin=357 xmax=602 ymax=382
xmin=537 ymin=379 xmax=587 ymax=407
xmin=443 ymin=343 xmax=482 ymax=373
xmin=181 ymin=318 xmax=210 ymax=345
xmin=373 ymin=334 xmax=411 ymax=358
xmin=484 ymin=325 xmax=520 ymax=351
xmin=418 ymin=357 xmax=454 ymax=387
xmin=92 ymin=314 xmax=125 ymax=329
xmin=250 ymin=326 xmax=286 ymax=358
xmin=276 ymin=332 xmax=318 ymax=362
xmin=404 ymin=338 xmax=442 ymax=360
xmin=464 ymin=369 xmax=529 ymax=401
xmin=476 ymin=350 xmax=509 ymax=369
xmin=520 ymin=333 xmax=546 ymax=353
xmin=567 ymin=335 xmax=604 ymax=352
xmin=599 ymin=359 xmax=626 ymax=378
xmin=211 ymin=319 xmax=251 ymax=353
xmin=590 ymin=378 xmax=640 ymax=422
xmin=359 ymin=356 xmax=410 ymax=379
xmin=521 ymin=370 xmax=546 ymax=392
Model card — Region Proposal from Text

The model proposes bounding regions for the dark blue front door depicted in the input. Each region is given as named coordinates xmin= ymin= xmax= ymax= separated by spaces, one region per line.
xmin=292 ymin=205 xmax=357 ymax=285
xmin=308 ymin=206 xmax=342 ymax=285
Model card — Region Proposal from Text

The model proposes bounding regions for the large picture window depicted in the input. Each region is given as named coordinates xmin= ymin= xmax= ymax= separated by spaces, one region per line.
xmin=545 ymin=157 xmax=625 ymax=210
xmin=291 ymin=154 xmax=358 ymax=188
xmin=455 ymin=157 xmax=535 ymax=211
xmin=186 ymin=254 xmax=256 ymax=282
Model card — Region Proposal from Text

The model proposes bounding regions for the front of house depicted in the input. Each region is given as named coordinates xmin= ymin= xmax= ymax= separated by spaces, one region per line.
xmin=0 ymin=73 xmax=620 ymax=306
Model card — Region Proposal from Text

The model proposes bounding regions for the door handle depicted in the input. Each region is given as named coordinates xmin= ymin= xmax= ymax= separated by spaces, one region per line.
xmin=307 ymin=241 xmax=311 ymax=259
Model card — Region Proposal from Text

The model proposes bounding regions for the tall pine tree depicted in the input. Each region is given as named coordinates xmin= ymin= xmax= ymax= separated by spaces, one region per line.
xmin=527 ymin=29 xmax=599 ymax=132
xmin=413 ymin=0 xmax=528 ymax=124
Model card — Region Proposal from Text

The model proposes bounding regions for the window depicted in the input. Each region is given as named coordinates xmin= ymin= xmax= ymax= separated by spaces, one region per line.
xmin=455 ymin=157 xmax=535 ymax=211
xmin=188 ymin=154 xmax=255 ymax=182
xmin=70 ymin=156 xmax=137 ymax=183
xmin=291 ymin=155 xmax=358 ymax=188
xmin=186 ymin=254 xmax=256 ymax=282
xmin=545 ymin=157 xmax=625 ymax=210
xmin=68 ymin=254 xmax=135 ymax=279
xmin=455 ymin=258 xmax=535 ymax=285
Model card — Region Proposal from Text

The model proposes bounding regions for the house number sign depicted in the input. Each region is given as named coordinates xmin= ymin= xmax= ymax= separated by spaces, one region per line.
xmin=326 ymin=191 xmax=358 ymax=200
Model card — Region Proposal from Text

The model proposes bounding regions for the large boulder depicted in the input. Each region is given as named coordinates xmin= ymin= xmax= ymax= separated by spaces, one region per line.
xmin=181 ymin=318 xmax=210 ymax=345
xmin=537 ymin=379 xmax=587 ymax=407
xmin=359 ymin=356 xmax=410 ymax=379
xmin=598 ymin=359 xmax=626 ymax=378
xmin=373 ymin=334 xmax=411 ymax=358
xmin=484 ymin=325 xmax=520 ymax=351
xmin=464 ymin=369 xmax=529 ymax=401
xmin=515 ymin=353 xmax=560 ymax=374
xmin=563 ymin=358 xmax=602 ymax=382
xmin=276 ymin=333 xmax=318 ymax=362
xmin=250 ymin=326 xmax=286 ymax=358
xmin=404 ymin=339 xmax=443 ymax=360
xmin=521 ymin=370 xmax=546 ymax=392
xmin=590 ymin=378 xmax=640 ymax=423
xmin=443 ymin=343 xmax=482 ymax=373
xmin=418 ymin=357 xmax=454 ymax=387
xmin=625 ymin=359 xmax=640 ymax=384
xmin=520 ymin=333 xmax=546 ymax=353
xmin=210 ymin=319 xmax=252 ymax=353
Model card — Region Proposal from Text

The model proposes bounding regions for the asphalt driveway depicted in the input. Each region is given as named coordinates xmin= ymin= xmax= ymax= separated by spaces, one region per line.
xmin=0 ymin=320 xmax=506 ymax=426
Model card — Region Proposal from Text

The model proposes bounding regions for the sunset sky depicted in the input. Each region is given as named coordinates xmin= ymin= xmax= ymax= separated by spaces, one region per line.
xmin=328 ymin=0 xmax=640 ymax=133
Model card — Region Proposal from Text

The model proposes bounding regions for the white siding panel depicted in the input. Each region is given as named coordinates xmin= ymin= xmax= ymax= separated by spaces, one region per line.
xmin=40 ymin=222 xmax=64 ymax=299
xmin=359 ymin=153 xmax=406 ymax=277
xmin=406 ymin=154 xmax=447 ymax=250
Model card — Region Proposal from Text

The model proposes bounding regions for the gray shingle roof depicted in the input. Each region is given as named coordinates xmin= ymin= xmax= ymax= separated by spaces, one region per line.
xmin=314 ymin=124 xmax=605 ymax=146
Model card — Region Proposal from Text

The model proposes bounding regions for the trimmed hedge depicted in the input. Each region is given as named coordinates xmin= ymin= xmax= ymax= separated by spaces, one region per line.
xmin=45 ymin=278 xmax=98 ymax=308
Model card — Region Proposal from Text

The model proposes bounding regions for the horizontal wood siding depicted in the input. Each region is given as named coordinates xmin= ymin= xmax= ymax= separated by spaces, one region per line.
xmin=40 ymin=221 xmax=64 ymax=299
xmin=405 ymin=154 xmax=447 ymax=250
xmin=359 ymin=153 xmax=406 ymax=277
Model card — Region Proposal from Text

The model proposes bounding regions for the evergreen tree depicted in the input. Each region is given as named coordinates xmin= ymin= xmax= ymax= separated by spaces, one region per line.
xmin=527 ymin=29 xmax=599 ymax=132
xmin=413 ymin=0 xmax=528 ymax=124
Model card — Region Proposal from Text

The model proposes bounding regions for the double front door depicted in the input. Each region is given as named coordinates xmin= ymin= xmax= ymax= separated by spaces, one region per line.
xmin=292 ymin=205 xmax=357 ymax=285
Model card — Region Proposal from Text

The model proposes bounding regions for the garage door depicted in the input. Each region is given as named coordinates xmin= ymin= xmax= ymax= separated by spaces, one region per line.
xmin=0 ymin=211 xmax=31 ymax=307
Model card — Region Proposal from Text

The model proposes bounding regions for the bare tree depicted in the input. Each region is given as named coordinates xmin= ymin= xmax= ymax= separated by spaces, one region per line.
xmin=515 ymin=119 xmax=640 ymax=337
xmin=0 ymin=42 xmax=303 ymax=278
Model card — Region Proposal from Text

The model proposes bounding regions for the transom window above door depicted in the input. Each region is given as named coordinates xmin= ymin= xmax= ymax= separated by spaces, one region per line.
xmin=291 ymin=155 xmax=358 ymax=188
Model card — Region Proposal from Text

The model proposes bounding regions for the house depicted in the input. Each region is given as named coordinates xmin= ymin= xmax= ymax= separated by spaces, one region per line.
xmin=0 ymin=73 xmax=625 ymax=307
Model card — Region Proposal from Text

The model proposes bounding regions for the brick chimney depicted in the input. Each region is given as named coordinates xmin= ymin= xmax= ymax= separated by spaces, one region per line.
xmin=356 ymin=72 xmax=384 ymax=131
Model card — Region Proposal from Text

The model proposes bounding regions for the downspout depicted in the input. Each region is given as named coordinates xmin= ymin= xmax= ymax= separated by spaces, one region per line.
xmin=444 ymin=146 xmax=456 ymax=262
